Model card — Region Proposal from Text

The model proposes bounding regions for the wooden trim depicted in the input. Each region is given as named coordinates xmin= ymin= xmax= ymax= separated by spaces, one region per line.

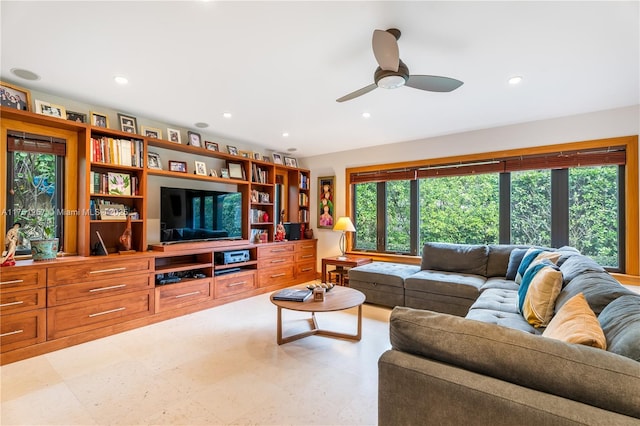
xmin=345 ymin=136 xmax=639 ymax=276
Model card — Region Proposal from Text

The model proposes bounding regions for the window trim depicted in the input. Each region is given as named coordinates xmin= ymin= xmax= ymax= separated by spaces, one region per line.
xmin=346 ymin=136 xmax=639 ymax=275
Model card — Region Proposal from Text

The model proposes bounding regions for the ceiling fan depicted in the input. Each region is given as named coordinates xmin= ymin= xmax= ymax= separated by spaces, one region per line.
xmin=336 ymin=28 xmax=464 ymax=103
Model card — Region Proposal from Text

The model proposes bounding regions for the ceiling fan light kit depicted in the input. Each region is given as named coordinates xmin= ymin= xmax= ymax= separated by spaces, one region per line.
xmin=337 ymin=28 xmax=464 ymax=102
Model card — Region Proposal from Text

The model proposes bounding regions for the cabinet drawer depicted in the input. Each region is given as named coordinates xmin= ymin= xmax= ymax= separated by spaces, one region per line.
xmin=0 ymin=288 xmax=46 ymax=316
xmin=258 ymin=254 xmax=294 ymax=269
xmin=296 ymin=261 xmax=317 ymax=281
xmin=214 ymin=270 xmax=256 ymax=298
xmin=1 ymin=309 xmax=46 ymax=353
xmin=0 ymin=268 xmax=46 ymax=291
xmin=295 ymin=241 xmax=317 ymax=253
xmin=258 ymin=265 xmax=295 ymax=288
xmin=295 ymin=251 xmax=316 ymax=263
xmin=48 ymin=258 xmax=152 ymax=285
xmin=155 ymin=279 xmax=213 ymax=313
xmin=47 ymin=273 xmax=152 ymax=307
xmin=257 ymin=244 xmax=294 ymax=259
xmin=47 ymin=290 xmax=153 ymax=340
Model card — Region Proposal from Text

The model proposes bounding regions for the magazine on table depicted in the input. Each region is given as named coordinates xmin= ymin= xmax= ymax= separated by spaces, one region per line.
xmin=273 ymin=288 xmax=312 ymax=302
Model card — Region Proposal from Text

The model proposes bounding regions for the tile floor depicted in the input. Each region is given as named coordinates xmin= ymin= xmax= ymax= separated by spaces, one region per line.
xmin=1 ymin=287 xmax=392 ymax=425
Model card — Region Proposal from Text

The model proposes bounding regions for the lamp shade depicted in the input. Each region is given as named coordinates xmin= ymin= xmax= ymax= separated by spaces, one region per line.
xmin=333 ymin=217 xmax=356 ymax=232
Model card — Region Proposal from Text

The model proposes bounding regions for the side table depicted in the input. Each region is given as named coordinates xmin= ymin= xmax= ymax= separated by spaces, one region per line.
xmin=321 ymin=255 xmax=372 ymax=285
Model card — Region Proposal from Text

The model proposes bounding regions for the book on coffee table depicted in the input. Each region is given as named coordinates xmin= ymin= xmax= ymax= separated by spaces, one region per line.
xmin=273 ymin=288 xmax=312 ymax=302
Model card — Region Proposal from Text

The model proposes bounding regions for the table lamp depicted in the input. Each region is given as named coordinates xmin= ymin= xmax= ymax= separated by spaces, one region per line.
xmin=333 ymin=216 xmax=356 ymax=260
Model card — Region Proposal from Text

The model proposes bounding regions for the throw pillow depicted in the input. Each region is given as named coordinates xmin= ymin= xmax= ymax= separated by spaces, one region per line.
xmin=518 ymin=260 xmax=563 ymax=327
xmin=543 ymin=292 xmax=607 ymax=349
xmin=505 ymin=248 xmax=528 ymax=280
xmin=515 ymin=248 xmax=561 ymax=284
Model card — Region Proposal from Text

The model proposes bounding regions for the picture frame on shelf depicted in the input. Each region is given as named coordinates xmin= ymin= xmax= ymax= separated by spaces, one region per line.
xmin=98 ymin=203 xmax=127 ymax=221
xmin=147 ymin=151 xmax=162 ymax=169
xmin=209 ymin=169 xmax=217 ymax=177
xmin=187 ymin=131 xmax=201 ymax=147
xmin=34 ymin=99 xmax=66 ymax=118
xmin=227 ymin=145 xmax=238 ymax=155
xmin=194 ymin=160 xmax=207 ymax=176
xmin=1 ymin=81 xmax=31 ymax=111
xmin=66 ymin=110 xmax=86 ymax=123
xmin=227 ymin=161 xmax=245 ymax=180
xmin=272 ymin=153 xmax=284 ymax=165
xmin=239 ymin=150 xmax=252 ymax=159
xmin=284 ymin=156 xmax=298 ymax=168
xmin=220 ymin=168 xmax=230 ymax=178
xmin=205 ymin=141 xmax=219 ymax=151
xmin=318 ymin=175 xmax=335 ymax=229
xmin=118 ymin=113 xmax=138 ymax=134
xmin=167 ymin=128 xmax=181 ymax=143
xmin=253 ymin=152 xmax=262 ymax=160
xmin=91 ymin=111 xmax=109 ymax=128
xmin=107 ymin=172 xmax=132 ymax=196
xmin=262 ymin=155 xmax=271 ymax=162
xmin=141 ymin=126 xmax=162 ymax=139
xmin=168 ymin=160 xmax=187 ymax=173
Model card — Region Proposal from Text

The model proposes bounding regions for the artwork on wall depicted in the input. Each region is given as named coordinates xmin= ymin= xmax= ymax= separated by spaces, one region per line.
xmin=318 ymin=176 xmax=335 ymax=228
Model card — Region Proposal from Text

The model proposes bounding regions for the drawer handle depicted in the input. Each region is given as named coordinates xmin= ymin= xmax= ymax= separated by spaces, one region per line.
xmin=270 ymin=259 xmax=286 ymax=264
xmin=227 ymin=281 xmax=247 ymax=287
xmin=0 ymin=279 xmax=24 ymax=285
xmin=270 ymin=249 xmax=286 ymax=253
xmin=0 ymin=329 xmax=24 ymax=337
xmin=301 ymin=267 xmax=313 ymax=272
xmin=89 ymin=267 xmax=127 ymax=275
xmin=90 ymin=284 xmax=127 ymax=292
xmin=89 ymin=307 xmax=126 ymax=317
xmin=175 ymin=291 xmax=201 ymax=299
xmin=302 ymin=245 xmax=314 ymax=249
xmin=301 ymin=255 xmax=313 ymax=259
xmin=0 ymin=300 xmax=25 ymax=308
xmin=270 ymin=273 xmax=286 ymax=278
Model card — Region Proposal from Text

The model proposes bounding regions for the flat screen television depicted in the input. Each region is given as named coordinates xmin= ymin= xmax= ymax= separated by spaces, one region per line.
xmin=160 ymin=186 xmax=243 ymax=243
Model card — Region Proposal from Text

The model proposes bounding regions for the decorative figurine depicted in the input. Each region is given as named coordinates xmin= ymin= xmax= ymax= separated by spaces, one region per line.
xmin=118 ymin=215 xmax=133 ymax=253
xmin=275 ymin=222 xmax=286 ymax=242
xmin=1 ymin=222 xmax=21 ymax=267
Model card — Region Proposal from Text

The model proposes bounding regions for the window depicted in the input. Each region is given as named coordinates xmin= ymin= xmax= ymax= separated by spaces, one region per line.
xmin=6 ymin=132 xmax=66 ymax=255
xmin=353 ymin=182 xmax=378 ymax=251
xmin=510 ymin=170 xmax=551 ymax=247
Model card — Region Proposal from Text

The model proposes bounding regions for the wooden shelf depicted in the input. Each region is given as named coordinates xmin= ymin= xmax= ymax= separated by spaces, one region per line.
xmin=155 ymin=261 xmax=213 ymax=274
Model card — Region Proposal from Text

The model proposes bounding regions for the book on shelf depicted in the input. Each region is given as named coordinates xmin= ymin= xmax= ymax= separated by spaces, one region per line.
xmin=272 ymin=288 xmax=312 ymax=302
xmin=91 ymin=136 xmax=143 ymax=167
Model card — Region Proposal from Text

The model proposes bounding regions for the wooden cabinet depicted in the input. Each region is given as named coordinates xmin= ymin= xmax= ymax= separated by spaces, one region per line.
xmin=295 ymin=240 xmax=317 ymax=282
xmin=214 ymin=270 xmax=257 ymax=298
xmin=47 ymin=257 xmax=152 ymax=285
xmin=155 ymin=278 xmax=213 ymax=312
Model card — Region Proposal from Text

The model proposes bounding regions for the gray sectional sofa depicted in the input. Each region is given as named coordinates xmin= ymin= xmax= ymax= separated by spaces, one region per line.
xmin=349 ymin=242 xmax=640 ymax=424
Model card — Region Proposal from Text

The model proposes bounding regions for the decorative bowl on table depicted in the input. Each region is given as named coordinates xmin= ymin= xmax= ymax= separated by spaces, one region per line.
xmin=307 ymin=282 xmax=335 ymax=292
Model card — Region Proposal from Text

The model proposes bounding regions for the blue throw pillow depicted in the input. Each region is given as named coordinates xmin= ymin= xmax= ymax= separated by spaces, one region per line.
xmin=515 ymin=249 xmax=544 ymax=283
xmin=517 ymin=259 xmax=558 ymax=313
xmin=506 ymin=248 xmax=528 ymax=280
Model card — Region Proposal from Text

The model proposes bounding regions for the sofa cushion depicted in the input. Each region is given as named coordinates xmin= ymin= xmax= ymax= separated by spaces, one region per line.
xmin=559 ymin=254 xmax=605 ymax=284
xmin=404 ymin=270 xmax=485 ymax=300
xmin=519 ymin=260 xmax=563 ymax=327
xmin=598 ymin=294 xmax=640 ymax=362
xmin=467 ymin=288 xmax=538 ymax=334
xmin=555 ymin=271 xmax=635 ymax=315
xmin=420 ymin=242 xmax=488 ymax=276
xmin=505 ymin=248 xmax=528 ymax=280
xmin=486 ymin=245 xmax=526 ymax=277
xmin=543 ymin=293 xmax=606 ymax=349
xmin=389 ymin=307 xmax=640 ymax=419
xmin=515 ymin=248 xmax=561 ymax=284
xmin=348 ymin=262 xmax=420 ymax=288
xmin=480 ymin=277 xmax=519 ymax=292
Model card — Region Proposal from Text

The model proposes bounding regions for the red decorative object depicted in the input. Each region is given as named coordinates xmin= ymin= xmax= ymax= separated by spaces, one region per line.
xmin=262 ymin=211 xmax=269 ymax=222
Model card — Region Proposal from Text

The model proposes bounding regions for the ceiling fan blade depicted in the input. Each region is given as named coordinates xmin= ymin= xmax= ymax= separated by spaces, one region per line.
xmin=372 ymin=29 xmax=399 ymax=72
xmin=406 ymin=75 xmax=464 ymax=92
xmin=336 ymin=84 xmax=377 ymax=103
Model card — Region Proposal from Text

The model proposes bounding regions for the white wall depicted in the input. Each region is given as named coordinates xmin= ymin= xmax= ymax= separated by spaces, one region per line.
xmin=302 ymin=105 xmax=640 ymax=269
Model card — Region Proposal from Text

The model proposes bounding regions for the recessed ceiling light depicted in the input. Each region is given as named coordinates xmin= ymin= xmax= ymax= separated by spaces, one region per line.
xmin=114 ymin=76 xmax=128 ymax=85
xmin=362 ymin=112 xmax=371 ymax=118
xmin=11 ymin=68 xmax=40 ymax=81
xmin=508 ymin=75 xmax=523 ymax=85
xmin=223 ymin=112 xmax=232 ymax=119
xmin=282 ymin=132 xmax=289 ymax=137
xmin=195 ymin=122 xmax=209 ymax=128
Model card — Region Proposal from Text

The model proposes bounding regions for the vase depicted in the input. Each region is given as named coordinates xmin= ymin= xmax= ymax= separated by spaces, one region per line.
xmin=30 ymin=238 xmax=59 ymax=261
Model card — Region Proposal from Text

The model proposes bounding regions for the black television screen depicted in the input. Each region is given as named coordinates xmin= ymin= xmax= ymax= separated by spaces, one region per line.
xmin=160 ymin=186 xmax=243 ymax=243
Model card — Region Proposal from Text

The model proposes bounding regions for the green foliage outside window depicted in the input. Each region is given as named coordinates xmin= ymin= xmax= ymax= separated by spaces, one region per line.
xmin=511 ymin=170 xmax=551 ymax=247
xmin=386 ymin=180 xmax=411 ymax=252
xmin=354 ymin=182 xmax=377 ymax=250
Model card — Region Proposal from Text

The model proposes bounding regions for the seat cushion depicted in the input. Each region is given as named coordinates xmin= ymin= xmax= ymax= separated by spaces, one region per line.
xmin=348 ymin=262 xmax=420 ymax=288
xmin=420 ymin=242 xmax=488 ymax=276
xmin=480 ymin=277 xmax=519 ymax=292
xmin=404 ymin=270 xmax=485 ymax=300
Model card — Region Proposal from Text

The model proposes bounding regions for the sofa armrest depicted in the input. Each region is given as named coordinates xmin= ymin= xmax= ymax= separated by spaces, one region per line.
xmin=390 ymin=307 xmax=640 ymax=419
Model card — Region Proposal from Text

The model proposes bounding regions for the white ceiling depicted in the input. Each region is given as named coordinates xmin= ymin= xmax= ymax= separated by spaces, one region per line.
xmin=1 ymin=1 xmax=638 ymax=158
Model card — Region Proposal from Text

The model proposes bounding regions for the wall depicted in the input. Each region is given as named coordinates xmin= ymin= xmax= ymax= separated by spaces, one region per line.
xmin=302 ymin=105 xmax=640 ymax=269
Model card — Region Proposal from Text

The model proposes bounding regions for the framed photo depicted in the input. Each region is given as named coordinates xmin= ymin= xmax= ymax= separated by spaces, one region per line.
xmin=187 ymin=131 xmax=201 ymax=147
xmin=147 ymin=152 xmax=162 ymax=169
xmin=227 ymin=145 xmax=238 ymax=156
xmin=239 ymin=150 xmax=252 ymax=159
xmin=262 ymin=155 xmax=271 ymax=162
xmin=66 ymin=110 xmax=86 ymax=123
xmin=220 ymin=168 xmax=230 ymax=178
xmin=141 ymin=126 xmax=162 ymax=139
xmin=118 ymin=113 xmax=138 ymax=134
xmin=98 ymin=203 xmax=127 ymax=221
xmin=272 ymin=153 xmax=284 ymax=165
xmin=168 ymin=160 xmax=187 ymax=173
xmin=205 ymin=141 xmax=219 ymax=151
xmin=318 ymin=176 xmax=335 ymax=229
xmin=227 ymin=161 xmax=245 ymax=180
xmin=91 ymin=111 xmax=109 ymax=128
xmin=35 ymin=99 xmax=66 ymax=118
xmin=209 ymin=169 xmax=217 ymax=177
xmin=194 ymin=160 xmax=207 ymax=176
xmin=253 ymin=152 xmax=262 ymax=160
xmin=167 ymin=128 xmax=181 ymax=143
xmin=284 ymin=156 xmax=298 ymax=168
xmin=0 ymin=81 xmax=31 ymax=111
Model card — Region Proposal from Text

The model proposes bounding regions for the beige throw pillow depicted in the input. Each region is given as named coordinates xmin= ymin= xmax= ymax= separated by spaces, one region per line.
xmin=542 ymin=292 xmax=606 ymax=349
xmin=521 ymin=262 xmax=563 ymax=327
